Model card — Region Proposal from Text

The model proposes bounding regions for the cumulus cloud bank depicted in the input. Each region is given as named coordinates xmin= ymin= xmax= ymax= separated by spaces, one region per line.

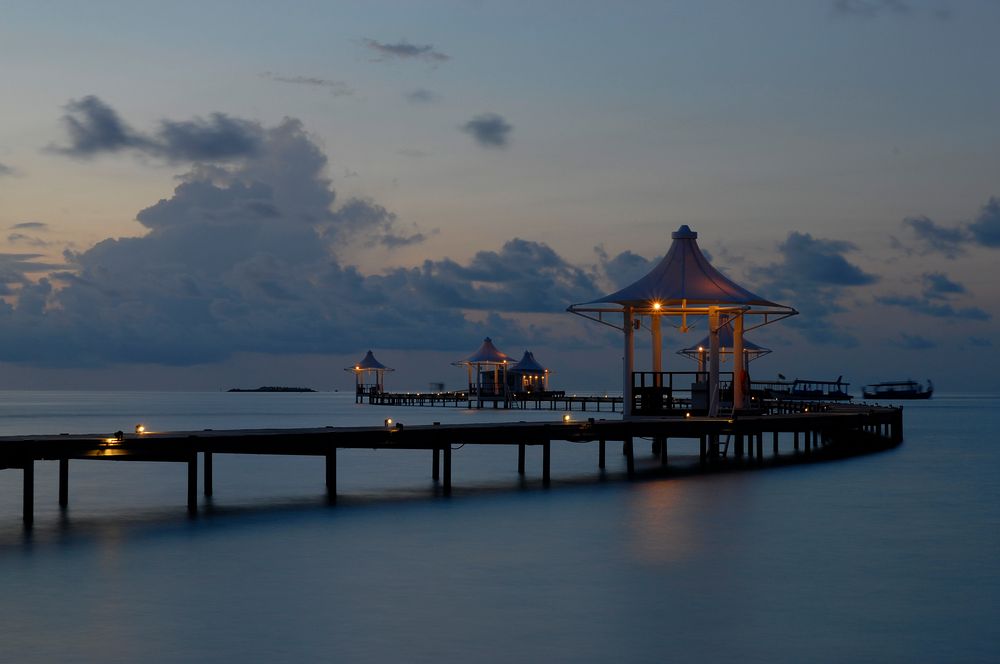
xmin=5 ymin=105 xmax=621 ymax=367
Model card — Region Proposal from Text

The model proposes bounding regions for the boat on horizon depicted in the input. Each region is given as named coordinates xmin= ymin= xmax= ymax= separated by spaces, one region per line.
xmin=862 ymin=379 xmax=933 ymax=400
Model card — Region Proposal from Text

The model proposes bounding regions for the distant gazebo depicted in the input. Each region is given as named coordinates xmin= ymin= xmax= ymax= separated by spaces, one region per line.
xmin=453 ymin=337 xmax=512 ymax=402
xmin=568 ymin=225 xmax=796 ymax=417
xmin=678 ymin=322 xmax=771 ymax=372
xmin=507 ymin=351 xmax=550 ymax=394
xmin=346 ymin=350 xmax=394 ymax=403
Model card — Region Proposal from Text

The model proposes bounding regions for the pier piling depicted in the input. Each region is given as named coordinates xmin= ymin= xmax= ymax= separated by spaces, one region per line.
xmin=204 ymin=452 xmax=213 ymax=497
xmin=187 ymin=452 xmax=197 ymax=515
xmin=58 ymin=458 xmax=68 ymax=508
xmin=443 ymin=445 xmax=452 ymax=494
xmin=432 ymin=447 xmax=439 ymax=481
xmin=598 ymin=439 xmax=606 ymax=470
xmin=326 ymin=449 xmax=337 ymax=499
xmin=543 ymin=442 xmax=551 ymax=486
xmin=23 ymin=460 xmax=33 ymax=526
xmin=517 ymin=443 xmax=525 ymax=475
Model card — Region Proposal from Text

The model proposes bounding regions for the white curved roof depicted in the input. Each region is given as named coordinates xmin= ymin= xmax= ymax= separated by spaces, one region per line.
xmin=453 ymin=337 xmax=511 ymax=366
xmin=345 ymin=350 xmax=394 ymax=371
xmin=677 ymin=324 xmax=771 ymax=360
xmin=572 ymin=225 xmax=790 ymax=311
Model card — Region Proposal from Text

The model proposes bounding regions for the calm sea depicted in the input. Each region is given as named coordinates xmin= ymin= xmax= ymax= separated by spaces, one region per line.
xmin=0 ymin=391 xmax=997 ymax=663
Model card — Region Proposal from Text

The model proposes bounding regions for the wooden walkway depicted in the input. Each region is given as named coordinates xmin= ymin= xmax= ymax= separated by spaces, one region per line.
xmin=366 ymin=390 xmax=622 ymax=411
xmin=1 ymin=403 xmax=902 ymax=525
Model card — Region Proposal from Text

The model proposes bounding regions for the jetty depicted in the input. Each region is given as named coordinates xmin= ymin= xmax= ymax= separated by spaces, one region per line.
xmin=1 ymin=401 xmax=901 ymax=525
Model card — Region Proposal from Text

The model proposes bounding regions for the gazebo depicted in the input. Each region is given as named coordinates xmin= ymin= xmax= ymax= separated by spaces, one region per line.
xmin=568 ymin=225 xmax=796 ymax=417
xmin=452 ymin=337 xmax=512 ymax=399
xmin=678 ymin=322 xmax=772 ymax=372
xmin=507 ymin=351 xmax=550 ymax=393
xmin=345 ymin=350 xmax=394 ymax=403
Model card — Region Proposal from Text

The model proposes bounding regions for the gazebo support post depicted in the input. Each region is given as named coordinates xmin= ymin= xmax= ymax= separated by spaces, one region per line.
xmin=733 ymin=312 xmax=745 ymax=410
xmin=651 ymin=313 xmax=662 ymax=386
xmin=708 ymin=307 xmax=721 ymax=417
xmin=623 ymin=306 xmax=635 ymax=418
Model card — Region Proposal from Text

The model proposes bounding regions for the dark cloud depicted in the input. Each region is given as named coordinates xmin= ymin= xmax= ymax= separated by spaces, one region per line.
xmin=896 ymin=196 xmax=1000 ymax=255
xmin=747 ymin=231 xmax=877 ymax=347
xmin=364 ymin=39 xmax=449 ymax=63
xmin=832 ymin=0 xmax=951 ymax=19
xmin=1 ymin=116 xmax=598 ymax=368
xmin=875 ymin=294 xmax=991 ymax=321
xmin=49 ymin=96 xmax=148 ymax=157
xmin=10 ymin=221 xmax=48 ymax=231
xmin=155 ymin=114 xmax=264 ymax=162
xmin=7 ymin=233 xmax=53 ymax=248
xmin=259 ymin=72 xmax=354 ymax=97
xmin=900 ymin=215 xmax=968 ymax=258
xmin=594 ymin=246 xmax=656 ymax=289
xmin=892 ymin=333 xmax=937 ymax=350
xmin=0 ymin=162 xmax=15 ymax=176
xmin=833 ymin=0 xmax=912 ymax=17
xmin=755 ymin=232 xmax=877 ymax=287
xmin=405 ymin=88 xmax=440 ymax=103
xmin=49 ymin=96 xmax=262 ymax=162
xmin=921 ymin=272 xmax=965 ymax=299
xmin=967 ymin=336 xmax=992 ymax=347
xmin=967 ymin=196 xmax=1000 ymax=247
xmin=462 ymin=113 xmax=513 ymax=148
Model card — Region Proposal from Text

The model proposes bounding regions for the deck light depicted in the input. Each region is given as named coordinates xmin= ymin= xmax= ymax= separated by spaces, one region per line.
xmin=384 ymin=417 xmax=393 ymax=427
xmin=685 ymin=412 xmax=691 ymax=418
xmin=652 ymin=301 xmax=662 ymax=311
xmin=135 ymin=424 xmax=146 ymax=434
xmin=563 ymin=414 xmax=572 ymax=422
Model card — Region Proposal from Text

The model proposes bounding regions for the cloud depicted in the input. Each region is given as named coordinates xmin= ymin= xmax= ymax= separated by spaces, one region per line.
xmin=892 ymin=333 xmax=937 ymax=350
xmin=921 ymin=271 xmax=965 ymax=299
xmin=405 ymin=88 xmax=440 ymax=103
xmin=967 ymin=336 xmax=992 ymax=347
xmin=364 ymin=39 xmax=449 ymax=63
xmin=7 ymin=233 xmax=53 ymax=248
xmin=900 ymin=215 xmax=968 ymax=258
xmin=0 ymin=162 xmax=15 ymax=177
xmin=2 ymin=115 xmax=601 ymax=368
xmin=833 ymin=0 xmax=912 ymax=17
xmin=49 ymin=96 xmax=148 ymax=157
xmin=10 ymin=221 xmax=49 ymax=231
xmin=831 ymin=0 xmax=951 ymax=19
xmin=967 ymin=196 xmax=1000 ymax=247
xmin=747 ymin=231 xmax=878 ymax=347
xmin=875 ymin=294 xmax=991 ymax=320
xmin=462 ymin=113 xmax=513 ymax=148
xmin=594 ymin=246 xmax=656 ymax=289
xmin=259 ymin=72 xmax=354 ymax=97
xmin=755 ymin=232 xmax=877 ymax=287
xmin=155 ymin=114 xmax=264 ymax=162
xmin=49 ymin=96 xmax=262 ymax=162
xmin=896 ymin=196 xmax=1000 ymax=255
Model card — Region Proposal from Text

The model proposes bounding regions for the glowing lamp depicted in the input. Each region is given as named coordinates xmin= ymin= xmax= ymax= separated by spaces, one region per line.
xmin=384 ymin=417 xmax=393 ymax=427
xmin=652 ymin=301 xmax=662 ymax=311
xmin=685 ymin=412 xmax=691 ymax=418
xmin=135 ymin=424 xmax=146 ymax=434
xmin=562 ymin=414 xmax=571 ymax=423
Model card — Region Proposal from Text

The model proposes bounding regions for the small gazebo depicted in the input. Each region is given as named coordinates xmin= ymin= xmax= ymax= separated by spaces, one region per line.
xmin=568 ymin=225 xmax=796 ymax=417
xmin=345 ymin=350 xmax=394 ymax=403
xmin=678 ymin=322 xmax=771 ymax=372
xmin=452 ymin=337 xmax=512 ymax=398
xmin=507 ymin=351 xmax=550 ymax=394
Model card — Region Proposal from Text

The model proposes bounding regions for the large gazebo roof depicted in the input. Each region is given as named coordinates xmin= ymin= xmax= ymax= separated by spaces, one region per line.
xmin=345 ymin=350 xmax=394 ymax=372
xmin=568 ymin=225 xmax=796 ymax=323
xmin=678 ymin=324 xmax=771 ymax=361
xmin=453 ymin=337 xmax=511 ymax=367
xmin=509 ymin=351 xmax=548 ymax=374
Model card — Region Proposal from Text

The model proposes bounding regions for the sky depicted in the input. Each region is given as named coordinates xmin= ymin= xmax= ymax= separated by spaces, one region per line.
xmin=0 ymin=0 xmax=998 ymax=392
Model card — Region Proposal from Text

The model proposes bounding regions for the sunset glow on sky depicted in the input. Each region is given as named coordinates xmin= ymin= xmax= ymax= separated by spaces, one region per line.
xmin=1 ymin=0 xmax=997 ymax=391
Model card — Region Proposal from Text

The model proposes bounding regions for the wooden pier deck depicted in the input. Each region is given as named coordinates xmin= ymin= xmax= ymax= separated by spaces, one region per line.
xmin=1 ymin=403 xmax=902 ymax=525
xmin=365 ymin=389 xmax=622 ymax=411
